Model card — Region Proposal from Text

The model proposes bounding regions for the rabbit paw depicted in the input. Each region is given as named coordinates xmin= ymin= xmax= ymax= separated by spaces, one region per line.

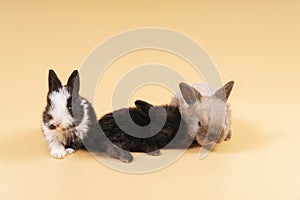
xmin=65 ymin=148 xmax=76 ymax=154
xmin=225 ymin=131 xmax=232 ymax=141
xmin=106 ymin=144 xmax=134 ymax=163
xmin=146 ymin=149 xmax=161 ymax=156
xmin=120 ymin=152 xmax=134 ymax=163
xmin=51 ymin=148 xmax=66 ymax=159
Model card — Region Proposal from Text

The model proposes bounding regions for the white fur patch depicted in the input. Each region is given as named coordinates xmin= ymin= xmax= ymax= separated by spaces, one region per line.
xmin=65 ymin=148 xmax=76 ymax=154
xmin=75 ymin=99 xmax=90 ymax=139
xmin=42 ymin=93 xmax=91 ymax=158
xmin=50 ymin=146 xmax=66 ymax=159
xmin=192 ymin=83 xmax=215 ymax=96
xmin=42 ymin=122 xmax=67 ymax=159
xmin=48 ymin=87 xmax=74 ymax=129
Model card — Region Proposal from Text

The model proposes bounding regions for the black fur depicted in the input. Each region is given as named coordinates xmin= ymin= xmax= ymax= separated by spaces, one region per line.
xmin=43 ymin=70 xmax=196 ymax=163
xmin=42 ymin=70 xmax=107 ymax=151
xmin=98 ymin=100 xmax=195 ymax=161
xmin=42 ymin=110 xmax=52 ymax=125
xmin=48 ymin=69 xmax=62 ymax=92
xmin=43 ymin=69 xmax=133 ymax=162
xmin=43 ymin=70 xmax=84 ymax=132
xmin=61 ymin=97 xmax=112 ymax=152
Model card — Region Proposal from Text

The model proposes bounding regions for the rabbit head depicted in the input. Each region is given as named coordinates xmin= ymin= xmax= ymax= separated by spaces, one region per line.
xmin=171 ymin=81 xmax=234 ymax=146
xmin=42 ymin=70 xmax=84 ymax=132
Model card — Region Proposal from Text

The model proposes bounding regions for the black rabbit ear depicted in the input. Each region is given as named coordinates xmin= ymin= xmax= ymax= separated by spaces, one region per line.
xmin=179 ymin=82 xmax=201 ymax=105
xmin=135 ymin=100 xmax=153 ymax=115
xmin=48 ymin=70 xmax=62 ymax=92
xmin=67 ymin=70 xmax=80 ymax=94
xmin=214 ymin=81 xmax=234 ymax=102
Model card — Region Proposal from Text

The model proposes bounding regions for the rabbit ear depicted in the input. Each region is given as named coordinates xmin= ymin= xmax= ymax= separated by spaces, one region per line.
xmin=48 ymin=70 xmax=62 ymax=92
xmin=67 ymin=70 xmax=80 ymax=94
xmin=179 ymin=83 xmax=201 ymax=105
xmin=214 ymin=81 xmax=234 ymax=102
xmin=135 ymin=100 xmax=153 ymax=115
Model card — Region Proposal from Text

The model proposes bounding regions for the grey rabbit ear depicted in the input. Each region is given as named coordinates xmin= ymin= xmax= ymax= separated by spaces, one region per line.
xmin=135 ymin=100 xmax=153 ymax=115
xmin=48 ymin=69 xmax=62 ymax=92
xmin=214 ymin=81 xmax=234 ymax=102
xmin=179 ymin=82 xmax=201 ymax=105
xmin=67 ymin=70 xmax=80 ymax=94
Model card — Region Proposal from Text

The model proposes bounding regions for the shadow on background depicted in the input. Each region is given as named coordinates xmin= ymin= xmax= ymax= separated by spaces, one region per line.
xmin=0 ymin=129 xmax=99 ymax=162
xmin=0 ymin=129 xmax=47 ymax=162
xmin=214 ymin=120 xmax=281 ymax=153
xmin=0 ymin=120 xmax=284 ymax=162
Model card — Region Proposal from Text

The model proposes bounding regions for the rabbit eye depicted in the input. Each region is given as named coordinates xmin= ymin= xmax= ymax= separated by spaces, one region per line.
xmin=49 ymin=124 xmax=56 ymax=130
xmin=198 ymin=121 xmax=202 ymax=127
xmin=67 ymin=106 xmax=72 ymax=111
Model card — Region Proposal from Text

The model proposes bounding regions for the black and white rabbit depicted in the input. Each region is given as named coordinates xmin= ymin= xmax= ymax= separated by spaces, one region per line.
xmin=41 ymin=70 xmax=107 ymax=159
xmin=98 ymin=100 xmax=195 ymax=162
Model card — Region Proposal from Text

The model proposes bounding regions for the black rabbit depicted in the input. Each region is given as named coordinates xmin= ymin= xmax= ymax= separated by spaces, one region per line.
xmin=98 ymin=100 xmax=195 ymax=162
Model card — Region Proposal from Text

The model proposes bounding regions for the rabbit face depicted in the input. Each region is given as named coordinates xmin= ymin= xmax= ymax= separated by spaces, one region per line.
xmin=42 ymin=70 xmax=82 ymax=132
xmin=174 ymin=81 xmax=234 ymax=146
xmin=44 ymin=87 xmax=74 ymax=131
xmin=193 ymin=96 xmax=231 ymax=145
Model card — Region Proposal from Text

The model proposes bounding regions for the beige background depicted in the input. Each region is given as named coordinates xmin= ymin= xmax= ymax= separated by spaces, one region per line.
xmin=1 ymin=1 xmax=300 ymax=199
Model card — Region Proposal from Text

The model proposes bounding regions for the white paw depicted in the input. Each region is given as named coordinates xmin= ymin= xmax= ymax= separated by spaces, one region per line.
xmin=50 ymin=148 xmax=66 ymax=159
xmin=65 ymin=148 xmax=76 ymax=154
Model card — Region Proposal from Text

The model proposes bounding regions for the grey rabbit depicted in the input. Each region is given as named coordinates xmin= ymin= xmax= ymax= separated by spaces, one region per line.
xmin=170 ymin=81 xmax=234 ymax=146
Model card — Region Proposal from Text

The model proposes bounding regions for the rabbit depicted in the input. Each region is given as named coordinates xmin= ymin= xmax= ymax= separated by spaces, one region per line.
xmin=98 ymin=99 xmax=195 ymax=162
xmin=41 ymin=69 xmax=132 ymax=162
xmin=170 ymin=81 xmax=235 ymax=146
xmin=41 ymin=69 xmax=101 ymax=158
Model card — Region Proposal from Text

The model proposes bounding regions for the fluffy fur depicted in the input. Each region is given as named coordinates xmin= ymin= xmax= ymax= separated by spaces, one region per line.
xmin=98 ymin=100 xmax=195 ymax=162
xmin=41 ymin=70 xmax=234 ymax=163
xmin=170 ymin=81 xmax=234 ymax=146
xmin=41 ymin=70 xmax=107 ymax=159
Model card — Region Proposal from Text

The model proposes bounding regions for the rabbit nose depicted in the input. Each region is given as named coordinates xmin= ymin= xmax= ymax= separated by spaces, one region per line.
xmin=54 ymin=122 xmax=62 ymax=127
xmin=207 ymin=134 xmax=219 ymax=142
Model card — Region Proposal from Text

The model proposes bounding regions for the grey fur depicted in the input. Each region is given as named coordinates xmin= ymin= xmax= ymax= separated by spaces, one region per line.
xmin=170 ymin=81 xmax=234 ymax=146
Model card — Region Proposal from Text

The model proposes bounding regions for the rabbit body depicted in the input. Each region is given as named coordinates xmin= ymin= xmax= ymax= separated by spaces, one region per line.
xmin=98 ymin=100 xmax=194 ymax=159
xmin=170 ymin=81 xmax=234 ymax=146
xmin=41 ymin=70 xmax=108 ymax=159
xmin=41 ymin=69 xmax=234 ymax=162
